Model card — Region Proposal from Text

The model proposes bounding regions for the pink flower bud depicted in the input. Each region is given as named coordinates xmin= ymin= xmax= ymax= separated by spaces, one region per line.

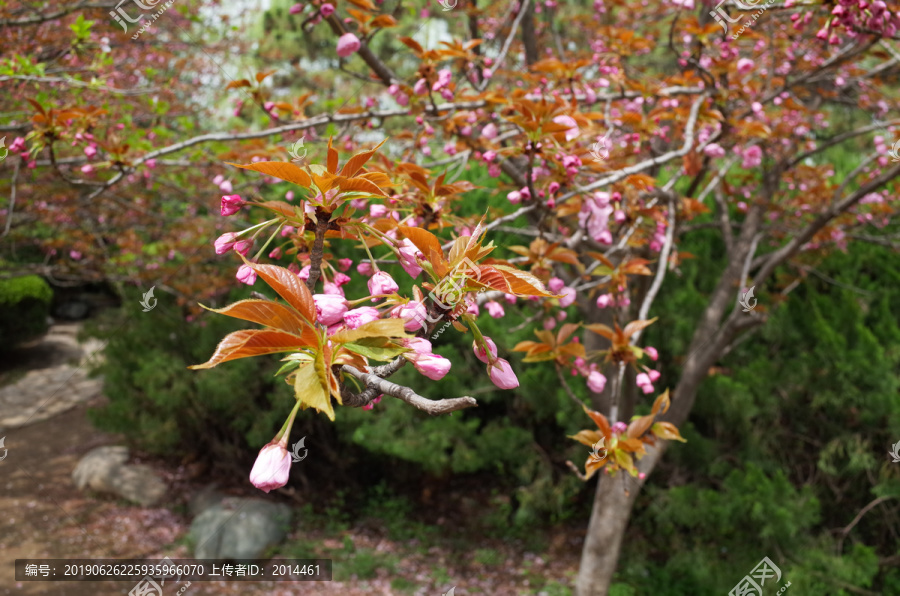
xmin=236 ymin=264 xmax=257 ymax=285
xmin=548 ymin=181 xmax=560 ymax=194
xmin=612 ymin=421 xmax=628 ymax=435
xmin=313 ymin=294 xmax=348 ymax=325
xmin=361 ymin=395 xmax=382 ymax=411
xmin=249 ymin=441 xmax=291 ymax=493
xmin=233 ymin=240 xmax=252 ymax=256
xmin=647 ymin=369 xmax=661 ymax=383
xmin=343 ymin=306 xmax=380 ymax=329
xmin=507 ymin=190 xmax=522 ymax=204
xmin=486 ymin=301 xmax=505 ymax=318
xmin=320 ymin=3 xmax=335 ymax=16
xmin=323 ymin=281 xmax=344 ymax=296
xmin=586 ymin=371 xmax=606 ymax=393
xmin=488 ymin=358 xmax=519 ymax=389
xmin=645 ymin=346 xmax=658 ymax=361
xmin=337 ymin=258 xmax=353 ymax=271
xmin=404 ymin=337 xmax=433 ymax=354
xmin=397 ymin=239 xmax=424 ymax=278
xmin=269 ymin=247 xmax=283 ymax=259
xmin=392 ymin=300 xmax=427 ymax=330
xmin=558 ymin=287 xmax=576 ymax=308
xmin=473 ymin=337 xmax=498 ymax=363
xmin=413 ymin=78 xmax=429 ymax=96
xmin=84 ymin=145 xmax=97 ymax=158
xmin=289 ymin=3 xmax=303 ymax=14
xmin=482 ymin=123 xmax=498 ymax=139
xmin=636 ymin=373 xmax=651 ymax=388
xmin=336 ymin=33 xmax=361 ymax=57
xmin=406 ymin=352 xmax=451 ymax=380
xmin=368 ymin=271 xmax=399 ymax=297
xmin=357 ymin=262 xmax=374 ymax=277
xmin=220 ymin=194 xmax=244 ymax=216
xmin=548 ymin=277 xmax=566 ymax=293
xmin=214 ymin=232 xmax=238 ymax=255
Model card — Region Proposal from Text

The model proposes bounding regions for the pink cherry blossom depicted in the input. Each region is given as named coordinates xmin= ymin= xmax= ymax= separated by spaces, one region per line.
xmin=236 ymin=264 xmax=257 ymax=286
xmin=249 ymin=441 xmax=291 ymax=493
xmin=406 ymin=352 xmax=451 ymax=380
xmin=552 ymin=115 xmax=580 ymax=141
xmin=548 ymin=277 xmax=566 ymax=293
xmin=587 ymin=370 xmax=607 ymax=393
xmin=488 ymin=358 xmax=520 ymax=389
xmin=558 ymin=287 xmax=576 ymax=308
xmin=320 ymin=3 xmax=335 ymax=16
xmin=392 ymin=300 xmax=427 ymax=330
xmin=486 ymin=301 xmax=505 ymax=318
xmin=361 ymin=396 xmax=382 ymax=411
xmin=214 ymin=232 xmax=238 ymax=255
xmin=482 ymin=123 xmax=498 ymax=139
xmin=313 ymin=294 xmax=347 ymax=325
xmin=343 ymin=307 xmax=380 ymax=329
xmin=397 ymin=239 xmax=424 ymax=278
xmin=473 ymin=337 xmax=498 ymax=363
xmin=368 ymin=271 xmax=399 ymax=297
xmin=645 ymin=346 xmax=658 ymax=361
xmin=336 ymin=33 xmax=361 ymax=57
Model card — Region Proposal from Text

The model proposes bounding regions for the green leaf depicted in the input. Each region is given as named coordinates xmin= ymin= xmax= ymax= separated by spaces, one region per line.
xmin=344 ymin=341 xmax=410 ymax=361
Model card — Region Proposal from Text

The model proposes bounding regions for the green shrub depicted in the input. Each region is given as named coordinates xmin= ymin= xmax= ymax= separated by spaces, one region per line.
xmin=0 ymin=274 xmax=52 ymax=348
xmin=83 ymin=287 xmax=296 ymax=474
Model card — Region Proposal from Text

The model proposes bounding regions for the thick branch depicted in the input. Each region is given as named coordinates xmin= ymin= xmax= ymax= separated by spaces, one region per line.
xmin=341 ymin=365 xmax=477 ymax=415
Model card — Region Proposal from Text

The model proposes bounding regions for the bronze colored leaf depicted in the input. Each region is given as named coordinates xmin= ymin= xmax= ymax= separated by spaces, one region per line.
xmin=226 ymin=161 xmax=312 ymax=188
xmin=189 ymin=329 xmax=314 ymax=369
xmin=201 ymin=300 xmax=316 ymax=339
xmin=241 ymin=259 xmax=317 ymax=323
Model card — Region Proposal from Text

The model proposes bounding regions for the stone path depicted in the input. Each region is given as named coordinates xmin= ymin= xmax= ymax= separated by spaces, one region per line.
xmin=0 ymin=323 xmax=105 ymax=430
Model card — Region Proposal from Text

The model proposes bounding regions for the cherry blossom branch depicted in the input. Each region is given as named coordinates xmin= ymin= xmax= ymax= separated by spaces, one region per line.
xmin=0 ymin=2 xmax=115 ymax=26
xmin=633 ymin=195 xmax=676 ymax=345
xmin=340 ymin=365 xmax=478 ymax=415
xmin=556 ymin=364 xmax=586 ymax=408
xmin=478 ymin=0 xmax=531 ymax=92
xmin=750 ymin=163 xmax=900 ymax=281
xmin=556 ymin=94 xmax=706 ymax=201
xmin=0 ymin=75 xmax=157 ymax=95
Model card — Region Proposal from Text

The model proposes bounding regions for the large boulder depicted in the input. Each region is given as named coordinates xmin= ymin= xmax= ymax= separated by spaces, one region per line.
xmin=72 ymin=446 xmax=166 ymax=506
xmin=189 ymin=498 xmax=292 ymax=559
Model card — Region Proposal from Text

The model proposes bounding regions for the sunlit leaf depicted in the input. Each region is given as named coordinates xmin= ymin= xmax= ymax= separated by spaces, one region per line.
xmin=226 ymin=161 xmax=312 ymax=188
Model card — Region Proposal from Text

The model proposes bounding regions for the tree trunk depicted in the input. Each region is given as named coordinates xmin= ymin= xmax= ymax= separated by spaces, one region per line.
xmin=574 ymin=443 xmax=666 ymax=595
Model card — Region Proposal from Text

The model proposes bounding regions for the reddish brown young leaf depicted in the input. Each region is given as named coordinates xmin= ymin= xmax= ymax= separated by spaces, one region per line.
xmin=651 ymin=421 xmax=687 ymax=442
xmin=189 ymin=329 xmax=314 ymax=369
xmin=585 ymin=323 xmax=615 ymax=340
xmin=326 ymin=137 xmax=339 ymax=173
xmin=651 ymin=389 xmax=671 ymax=416
xmin=622 ymin=317 xmax=658 ymax=340
xmin=398 ymin=226 xmax=447 ymax=276
xmin=582 ymin=404 xmax=612 ymax=438
xmin=241 ymin=259 xmax=317 ymax=323
xmin=337 ymin=176 xmax=389 ymax=198
xmin=201 ymin=300 xmax=316 ymax=339
xmin=226 ymin=161 xmax=312 ymax=188
xmin=340 ymin=139 xmax=387 ymax=178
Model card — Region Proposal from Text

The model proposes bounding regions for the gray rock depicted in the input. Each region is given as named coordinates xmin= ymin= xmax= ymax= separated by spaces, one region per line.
xmin=72 ymin=445 xmax=167 ymax=506
xmin=113 ymin=464 xmax=167 ymax=506
xmin=189 ymin=498 xmax=292 ymax=559
xmin=189 ymin=485 xmax=225 ymax=517
xmin=72 ymin=446 xmax=129 ymax=493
